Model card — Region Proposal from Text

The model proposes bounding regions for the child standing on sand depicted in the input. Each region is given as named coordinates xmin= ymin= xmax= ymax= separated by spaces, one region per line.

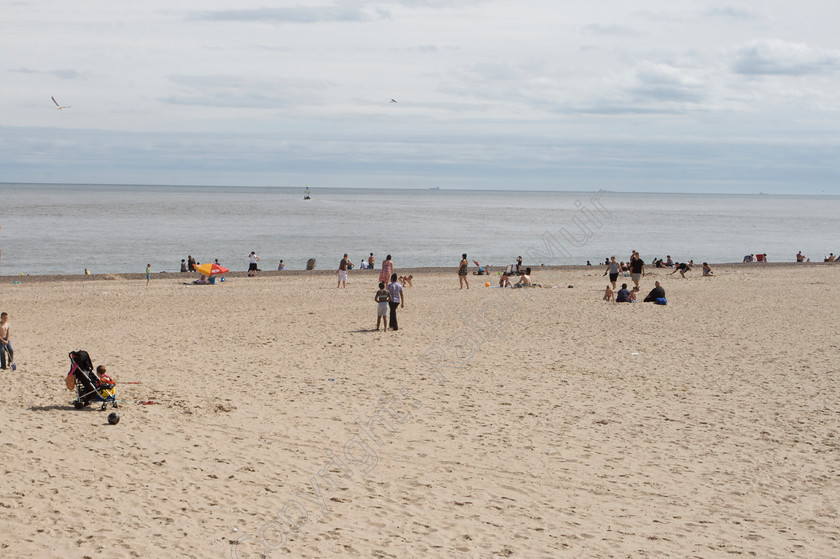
xmin=0 ymin=312 xmax=14 ymax=370
xmin=374 ymin=282 xmax=391 ymax=331
xmin=146 ymin=263 xmax=152 ymax=285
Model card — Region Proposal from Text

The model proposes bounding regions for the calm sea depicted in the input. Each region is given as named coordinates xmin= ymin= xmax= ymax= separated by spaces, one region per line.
xmin=1 ymin=183 xmax=838 ymax=275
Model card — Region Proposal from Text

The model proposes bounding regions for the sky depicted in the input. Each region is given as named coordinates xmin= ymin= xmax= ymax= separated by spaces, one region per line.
xmin=2 ymin=0 xmax=839 ymax=193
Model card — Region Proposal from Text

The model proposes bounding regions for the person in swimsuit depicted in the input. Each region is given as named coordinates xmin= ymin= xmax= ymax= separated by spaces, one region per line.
xmin=374 ymin=282 xmax=390 ymax=331
xmin=337 ymin=253 xmax=350 ymax=288
xmin=702 ymin=262 xmax=714 ymax=276
xmin=458 ymin=254 xmax=469 ymax=289
xmin=0 ymin=312 xmax=13 ymax=370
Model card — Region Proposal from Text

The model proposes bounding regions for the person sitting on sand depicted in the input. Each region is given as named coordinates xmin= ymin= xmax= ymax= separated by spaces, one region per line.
xmin=399 ymin=275 xmax=413 ymax=287
xmin=615 ymin=283 xmax=630 ymax=303
xmin=670 ymin=262 xmax=692 ymax=278
xmin=629 ymin=286 xmax=640 ymax=302
xmin=603 ymin=285 xmax=614 ymax=301
xmin=743 ymin=254 xmax=754 ymax=263
xmin=514 ymin=267 xmax=534 ymax=287
xmin=194 ymin=275 xmax=209 ymax=284
xmin=499 ymin=272 xmax=512 ymax=287
xmin=796 ymin=251 xmax=805 ymax=263
xmin=702 ymin=262 xmax=714 ymax=276
xmin=643 ymin=281 xmax=665 ymax=302
xmin=665 ymin=255 xmax=674 ymax=267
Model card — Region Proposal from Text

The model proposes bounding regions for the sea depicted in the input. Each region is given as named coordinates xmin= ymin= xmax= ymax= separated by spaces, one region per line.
xmin=1 ymin=183 xmax=838 ymax=275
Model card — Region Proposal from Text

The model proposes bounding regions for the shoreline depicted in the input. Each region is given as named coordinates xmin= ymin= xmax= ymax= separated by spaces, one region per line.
xmin=0 ymin=260 xmax=833 ymax=283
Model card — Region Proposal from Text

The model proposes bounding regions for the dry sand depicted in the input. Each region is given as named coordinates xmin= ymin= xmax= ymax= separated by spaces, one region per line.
xmin=0 ymin=263 xmax=838 ymax=558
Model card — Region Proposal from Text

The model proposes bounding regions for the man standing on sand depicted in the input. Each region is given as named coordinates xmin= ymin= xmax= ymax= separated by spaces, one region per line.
xmin=630 ymin=253 xmax=645 ymax=288
xmin=338 ymin=253 xmax=350 ymax=288
xmin=387 ymin=273 xmax=404 ymax=330
xmin=248 ymin=251 xmax=260 ymax=276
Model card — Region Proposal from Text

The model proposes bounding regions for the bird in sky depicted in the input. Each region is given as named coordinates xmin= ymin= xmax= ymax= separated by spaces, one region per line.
xmin=390 ymin=98 xmax=398 ymax=103
xmin=51 ymin=96 xmax=70 ymax=110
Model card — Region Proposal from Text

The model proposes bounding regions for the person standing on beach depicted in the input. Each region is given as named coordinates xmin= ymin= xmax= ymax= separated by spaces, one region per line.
xmin=188 ymin=255 xmax=196 ymax=272
xmin=368 ymin=253 xmax=376 ymax=270
xmin=604 ymin=256 xmax=620 ymax=289
xmin=458 ymin=254 xmax=470 ymax=289
xmin=379 ymin=255 xmax=393 ymax=284
xmin=630 ymin=254 xmax=645 ymax=288
xmin=387 ymin=273 xmax=404 ymax=330
xmin=145 ymin=263 xmax=151 ymax=286
xmin=374 ymin=282 xmax=390 ymax=331
xmin=180 ymin=259 xmax=187 ymax=272
xmin=338 ymin=253 xmax=350 ymax=288
xmin=0 ymin=312 xmax=14 ymax=370
xmin=248 ymin=251 xmax=260 ymax=277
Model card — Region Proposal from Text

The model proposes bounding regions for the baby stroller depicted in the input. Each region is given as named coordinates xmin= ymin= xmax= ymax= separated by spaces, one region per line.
xmin=67 ymin=350 xmax=117 ymax=410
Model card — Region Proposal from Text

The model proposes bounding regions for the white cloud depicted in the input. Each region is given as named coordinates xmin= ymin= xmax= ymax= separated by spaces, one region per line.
xmin=732 ymin=40 xmax=840 ymax=76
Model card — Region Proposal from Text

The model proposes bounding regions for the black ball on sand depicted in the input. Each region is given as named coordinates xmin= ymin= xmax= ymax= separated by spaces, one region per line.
xmin=107 ymin=412 xmax=120 ymax=425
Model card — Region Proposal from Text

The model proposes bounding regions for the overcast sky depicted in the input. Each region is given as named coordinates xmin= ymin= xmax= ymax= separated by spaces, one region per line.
xmin=2 ymin=0 xmax=839 ymax=192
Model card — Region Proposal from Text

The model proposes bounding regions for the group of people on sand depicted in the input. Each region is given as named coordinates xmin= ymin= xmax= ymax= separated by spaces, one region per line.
xmin=604 ymin=281 xmax=667 ymax=304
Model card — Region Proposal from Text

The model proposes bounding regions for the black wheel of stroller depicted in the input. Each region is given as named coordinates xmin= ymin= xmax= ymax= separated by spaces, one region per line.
xmin=113 ymin=402 xmax=119 ymax=409
xmin=74 ymin=401 xmax=84 ymax=409
xmin=100 ymin=403 xmax=107 ymax=411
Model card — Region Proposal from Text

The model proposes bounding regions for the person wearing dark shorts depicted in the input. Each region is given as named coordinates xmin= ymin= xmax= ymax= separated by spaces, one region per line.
xmin=670 ymin=262 xmax=692 ymax=278
xmin=604 ymin=256 xmax=621 ymax=289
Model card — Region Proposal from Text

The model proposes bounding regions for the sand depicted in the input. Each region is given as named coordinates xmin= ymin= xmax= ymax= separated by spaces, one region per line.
xmin=0 ymin=263 xmax=838 ymax=558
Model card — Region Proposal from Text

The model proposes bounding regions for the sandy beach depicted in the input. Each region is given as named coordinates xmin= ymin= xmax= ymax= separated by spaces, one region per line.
xmin=0 ymin=263 xmax=838 ymax=558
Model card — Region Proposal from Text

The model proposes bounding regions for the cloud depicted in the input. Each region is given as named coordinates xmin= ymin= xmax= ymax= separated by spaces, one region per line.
xmin=582 ymin=24 xmax=643 ymax=37
xmin=630 ymin=63 xmax=706 ymax=103
xmin=190 ymin=5 xmax=375 ymax=24
xmin=732 ymin=39 xmax=840 ymax=75
xmin=704 ymin=5 xmax=763 ymax=21
xmin=11 ymin=68 xmax=84 ymax=80
xmin=161 ymin=75 xmax=330 ymax=108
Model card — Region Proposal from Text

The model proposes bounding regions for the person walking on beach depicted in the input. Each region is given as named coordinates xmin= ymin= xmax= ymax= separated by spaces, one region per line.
xmin=338 ymin=253 xmax=350 ymax=288
xmin=604 ymin=256 xmax=621 ymax=289
xmin=630 ymin=253 xmax=645 ymax=288
xmin=379 ymin=255 xmax=393 ymax=284
xmin=458 ymin=254 xmax=470 ymax=289
xmin=387 ymin=273 xmax=404 ymax=330
xmin=374 ymin=282 xmax=390 ymax=331
xmin=368 ymin=253 xmax=376 ymax=270
xmin=248 ymin=251 xmax=260 ymax=277
xmin=0 ymin=312 xmax=14 ymax=370
xmin=145 ymin=263 xmax=152 ymax=286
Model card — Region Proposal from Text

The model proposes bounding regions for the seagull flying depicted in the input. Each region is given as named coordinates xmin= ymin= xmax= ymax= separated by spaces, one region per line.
xmin=51 ymin=96 xmax=70 ymax=110
xmin=390 ymin=98 xmax=398 ymax=103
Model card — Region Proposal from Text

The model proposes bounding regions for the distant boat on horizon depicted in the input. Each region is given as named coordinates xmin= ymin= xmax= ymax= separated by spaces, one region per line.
xmin=304 ymin=185 xmax=311 ymax=200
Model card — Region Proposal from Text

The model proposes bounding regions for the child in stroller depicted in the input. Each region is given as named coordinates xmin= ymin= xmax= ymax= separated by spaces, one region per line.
xmin=66 ymin=350 xmax=118 ymax=410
